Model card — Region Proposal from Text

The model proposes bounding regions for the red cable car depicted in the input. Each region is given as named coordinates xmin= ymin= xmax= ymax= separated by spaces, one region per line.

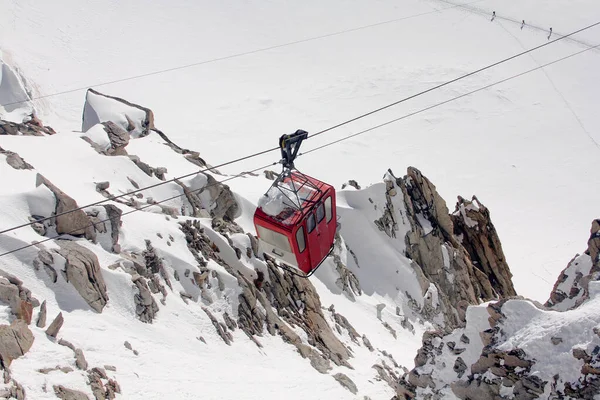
xmin=253 ymin=130 xmax=337 ymax=277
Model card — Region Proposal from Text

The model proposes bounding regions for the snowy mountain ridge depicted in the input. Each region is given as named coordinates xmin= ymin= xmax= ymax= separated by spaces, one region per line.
xmin=0 ymin=75 xmax=598 ymax=399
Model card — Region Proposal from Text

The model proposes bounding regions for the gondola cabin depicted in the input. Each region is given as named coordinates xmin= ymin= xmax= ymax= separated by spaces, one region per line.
xmin=253 ymin=171 xmax=336 ymax=275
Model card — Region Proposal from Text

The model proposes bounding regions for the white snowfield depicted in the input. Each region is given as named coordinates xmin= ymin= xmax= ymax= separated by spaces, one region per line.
xmin=1 ymin=0 xmax=599 ymax=301
xmin=0 ymin=0 xmax=599 ymax=399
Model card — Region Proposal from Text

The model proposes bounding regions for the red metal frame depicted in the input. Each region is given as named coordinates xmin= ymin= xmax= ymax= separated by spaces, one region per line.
xmin=254 ymin=172 xmax=337 ymax=274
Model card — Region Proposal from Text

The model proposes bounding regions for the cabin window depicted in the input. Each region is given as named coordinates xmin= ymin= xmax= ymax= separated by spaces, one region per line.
xmin=296 ymin=226 xmax=306 ymax=252
xmin=316 ymin=203 xmax=325 ymax=223
xmin=256 ymin=225 xmax=292 ymax=253
xmin=307 ymin=213 xmax=316 ymax=233
xmin=324 ymin=196 xmax=332 ymax=222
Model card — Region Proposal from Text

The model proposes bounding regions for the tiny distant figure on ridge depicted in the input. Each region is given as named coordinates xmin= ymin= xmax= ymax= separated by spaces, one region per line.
xmin=521 ymin=20 xmax=525 ymax=29
xmin=491 ymin=11 xmax=496 ymax=21
xmin=548 ymin=27 xmax=553 ymax=40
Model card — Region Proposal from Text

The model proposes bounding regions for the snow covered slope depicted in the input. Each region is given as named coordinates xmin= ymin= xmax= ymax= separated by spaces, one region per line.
xmin=1 ymin=89 xmax=440 ymax=398
xmin=1 ymin=0 xmax=599 ymax=301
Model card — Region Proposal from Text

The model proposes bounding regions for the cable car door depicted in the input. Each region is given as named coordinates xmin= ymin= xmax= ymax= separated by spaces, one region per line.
xmin=315 ymin=201 xmax=330 ymax=258
xmin=305 ymin=211 xmax=321 ymax=270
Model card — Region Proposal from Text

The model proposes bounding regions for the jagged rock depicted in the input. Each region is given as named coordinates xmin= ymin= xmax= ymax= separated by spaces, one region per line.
xmin=45 ymin=312 xmax=64 ymax=338
xmin=341 ymin=180 xmax=361 ymax=190
xmin=82 ymin=89 xmax=154 ymax=137
xmin=362 ymin=335 xmax=374 ymax=352
xmin=0 ymin=147 xmax=33 ymax=170
xmin=373 ymin=363 xmax=400 ymax=392
xmin=453 ymin=357 xmax=467 ymax=378
xmin=58 ymin=338 xmax=76 ymax=351
xmin=35 ymin=174 xmax=96 ymax=240
xmin=202 ymin=307 xmax=232 ymax=345
xmin=451 ymin=379 xmax=501 ymax=399
xmin=102 ymin=121 xmax=130 ymax=155
xmin=103 ymin=205 xmax=122 ymax=253
xmin=36 ymin=300 xmax=47 ymax=328
xmin=223 ymin=312 xmax=237 ymax=331
xmin=53 ymin=385 xmax=90 ymax=400
xmin=547 ymin=219 xmax=600 ymax=310
xmin=391 ymin=167 xmax=516 ymax=331
xmin=129 ymin=156 xmax=154 ymax=177
xmin=96 ymin=181 xmax=110 ymax=192
xmin=247 ymin=233 xmax=259 ymax=258
xmin=573 ymin=348 xmax=591 ymax=362
xmin=75 ymin=348 xmax=88 ymax=370
xmin=0 ymin=272 xmax=37 ymax=322
xmin=133 ymin=276 xmax=159 ymax=323
xmin=331 ymin=309 xmax=361 ymax=343
xmin=332 ymin=251 xmax=361 ymax=299
xmin=333 ymin=373 xmax=358 ymax=394
xmin=0 ymin=320 xmax=34 ymax=366
xmin=55 ymin=240 xmax=109 ymax=312
xmin=154 ymin=167 xmax=167 ymax=180
xmin=0 ymin=118 xmax=56 ymax=136
xmin=589 ymin=219 xmax=600 ymax=268
xmin=451 ymin=195 xmax=517 ymax=298
xmin=551 ymin=336 xmax=563 ymax=345
xmin=204 ymin=174 xmax=239 ymax=220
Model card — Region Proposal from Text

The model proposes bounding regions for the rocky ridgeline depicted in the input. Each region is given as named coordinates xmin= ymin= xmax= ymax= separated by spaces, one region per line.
xmin=374 ymin=167 xmax=516 ymax=333
xmin=546 ymin=219 xmax=600 ymax=311
xmin=393 ymin=219 xmax=600 ymax=400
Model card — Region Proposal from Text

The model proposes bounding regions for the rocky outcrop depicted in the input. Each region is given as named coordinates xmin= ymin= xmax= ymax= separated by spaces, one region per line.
xmin=384 ymin=167 xmax=516 ymax=330
xmin=54 ymin=385 xmax=90 ymax=400
xmin=166 ymin=174 xmax=238 ymax=221
xmin=589 ymin=219 xmax=600 ymax=269
xmin=55 ymin=240 xmax=109 ymax=312
xmin=451 ymin=195 xmax=517 ymax=298
xmin=45 ymin=312 xmax=64 ymax=337
xmin=133 ymin=276 xmax=159 ymax=323
xmin=36 ymin=174 xmax=96 ymax=240
xmin=0 ymin=146 xmax=33 ymax=170
xmin=332 ymin=233 xmax=361 ymax=300
xmin=0 ymin=272 xmax=38 ymax=323
xmin=546 ymin=219 xmax=600 ymax=311
xmin=82 ymin=89 xmax=154 ymax=137
xmin=0 ymin=118 xmax=56 ymax=136
xmin=102 ymin=121 xmax=130 ymax=155
xmin=0 ymin=320 xmax=34 ymax=367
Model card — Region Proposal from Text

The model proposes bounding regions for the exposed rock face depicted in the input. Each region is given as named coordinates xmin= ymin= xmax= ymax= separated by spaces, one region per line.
xmin=54 ymin=385 xmax=90 ymax=400
xmin=332 ymin=234 xmax=361 ymax=300
xmin=451 ymin=195 xmax=517 ymax=298
xmin=333 ymin=372 xmax=358 ymax=394
xmin=546 ymin=219 xmax=600 ymax=311
xmin=0 ymin=146 xmax=33 ymax=169
xmin=385 ymin=167 xmax=516 ymax=330
xmin=589 ymin=219 xmax=600 ymax=268
xmin=0 ymin=118 xmax=56 ymax=136
xmin=55 ymin=240 xmax=109 ymax=312
xmin=0 ymin=272 xmax=38 ymax=323
xmin=45 ymin=312 xmax=64 ymax=338
xmin=102 ymin=121 xmax=130 ymax=155
xmin=36 ymin=300 xmax=47 ymax=328
xmin=133 ymin=276 xmax=159 ymax=323
xmin=36 ymin=174 xmax=96 ymax=240
xmin=0 ymin=320 xmax=34 ymax=367
xmin=203 ymin=174 xmax=239 ymax=220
